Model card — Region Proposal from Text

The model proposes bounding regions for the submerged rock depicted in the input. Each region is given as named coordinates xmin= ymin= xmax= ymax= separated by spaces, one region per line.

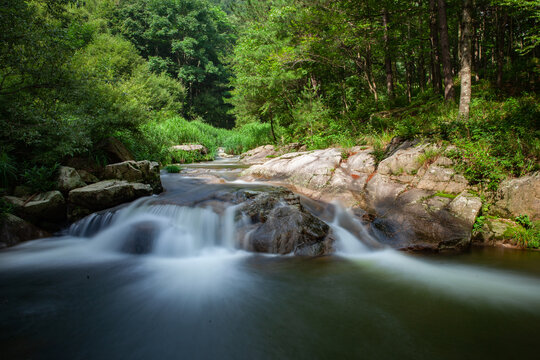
xmin=68 ymin=180 xmax=152 ymax=220
xmin=236 ymin=188 xmax=333 ymax=255
xmin=0 ymin=214 xmax=49 ymax=248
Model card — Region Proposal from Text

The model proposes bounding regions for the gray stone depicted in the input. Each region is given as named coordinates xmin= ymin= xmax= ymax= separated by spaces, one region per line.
xmin=57 ymin=166 xmax=86 ymax=193
xmin=103 ymin=160 xmax=162 ymax=193
xmin=4 ymin=191 xmax=66 ymax=222
xmin=490 ymin=172 xmax=540 ymax=220
xmin=0 ymin=214 xmax=49 ymax=248
xmin=236 ymin=188 xmax=332 ymax=255
xmin=68 ymin=180 xmax=152 ymax=220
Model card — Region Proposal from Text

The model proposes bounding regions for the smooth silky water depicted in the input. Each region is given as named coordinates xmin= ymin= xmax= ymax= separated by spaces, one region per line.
xmin=1 ymin=158 xmax=539 ymax=360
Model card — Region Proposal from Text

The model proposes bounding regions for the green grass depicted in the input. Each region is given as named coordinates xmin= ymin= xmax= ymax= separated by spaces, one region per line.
xmin=164 ymin=165 xmax=181 ymax=173
xmin=117 ymin=117 xmax=274 ymax=164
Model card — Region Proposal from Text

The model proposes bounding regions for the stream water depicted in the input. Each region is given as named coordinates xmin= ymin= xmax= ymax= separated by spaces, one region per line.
xmin=1 ymin=158 xmax=539 ymax=359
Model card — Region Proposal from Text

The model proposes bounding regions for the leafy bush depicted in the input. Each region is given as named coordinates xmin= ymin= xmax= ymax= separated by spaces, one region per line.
xmin=22 ymin=164 xmax=60 ymax=193
xmin=507 ymin=223 xmax=540 ymax=249
xmin=0 ymin=198 xmax=13 ymax=219
xmin=165 ymin=165 xmax=181 ymax=173
xmin=0 ymin=150 xmax=17 ymax=189
xmin=515 ymin=214 xmax=533 ymax=229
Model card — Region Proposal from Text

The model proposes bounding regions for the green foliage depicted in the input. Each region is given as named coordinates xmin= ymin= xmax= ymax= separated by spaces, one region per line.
xmin=434 ymin=192 xmax=458 ymax=199
xmin=0 ymin=150 xmax=17 ymax=189
xmin=473 ymin=216 xmax=486 ymax=235
xmin=118 ymin=117 xmax=273 ymax=164
xmin=165 ymin=165 xmax=181 ymax=173
xmin=417 ymin=148 xmax=441 ymax=167
xmin=0 ymin=198 xmax=13 ymax=219
xmin=22 ymin=164 xmax=60 ymax=193
xmin=506 ymin=223 xmax=540 ymax=249
xmin=515 ymin=214 xmax=533 ymax=229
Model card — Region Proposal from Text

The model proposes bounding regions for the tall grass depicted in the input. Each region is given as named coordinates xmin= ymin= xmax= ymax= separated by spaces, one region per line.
xmin=118 ymin=117 xmax=274 ymax=164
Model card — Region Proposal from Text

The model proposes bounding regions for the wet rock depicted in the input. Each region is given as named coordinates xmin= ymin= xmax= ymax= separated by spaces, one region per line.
xmin=4 ymin=191 xmax=66 ymax=223
xmin=57 ymin=166 xmax=86 ymax=193
xmin=68 ymin=180 xmax=152 ymax=220
xmin=372 ymin=189 xmax=480 ymax=251
xmin=0 ymin=214 xmax=49 ymax=248
xmin=490 ymin=172 xmax=540 ymax=220
xmin=237 ymin=188 xmax=332 ymax=255
xmin=103 ymin=160 xmax=162 ymax=193
xmin=98 ymin=137 xmax=135 ymax=163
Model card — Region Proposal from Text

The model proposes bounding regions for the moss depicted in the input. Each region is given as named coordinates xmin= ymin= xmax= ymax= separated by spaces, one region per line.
xmin=433 ymin=191 xmax=457 ymax=199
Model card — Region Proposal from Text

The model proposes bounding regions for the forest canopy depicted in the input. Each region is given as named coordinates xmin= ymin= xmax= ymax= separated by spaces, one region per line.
xmin=0 ymin=0 xmax=538 ymax=190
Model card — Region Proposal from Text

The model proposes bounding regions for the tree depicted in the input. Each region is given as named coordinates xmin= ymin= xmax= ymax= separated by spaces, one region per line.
xmin=437 ymin=0 xmax=455 ymax=101
xmin=458 ymin=0 xmax=473 ymax=120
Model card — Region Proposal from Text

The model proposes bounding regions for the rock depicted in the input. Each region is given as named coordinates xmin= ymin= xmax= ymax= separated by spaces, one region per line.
xmin=375 ymin=189 xmax=478 ymax=251
xmin=77 ymin=169 xmax=99 ymax=184
xmin=4 ymin=191 xmax=66 ymax=223
xmin=243 ymin=148 xmax=342 ymax=190
xmin=415 ymin=157 xmax=468 ymax=194
xmin=57 ymin=166 xmax=86 ymax=193
xmin=448 ymin=191 xmax=483 ymax=229
xmin=68 ymin=180 xmax=152 ymax=220
xmin=0 ymin=214 xmax=49 ymax=248
xmin=216 ymin=147 xmax=234 ymax=158
xmin=240 ymin=145 xmax=278 ymax=165
xmin=236 ymin=188 xmax=332 ymax=255
xmin=476 ymin=218 xmax=516 ymax=244
xmin=490 ymin=172 xmax=540 ymax=220
xmin=103 ymin=160 xmax=162 ymax=193
xmin=98 ymin=137 xmax=134 ymax=163
xmin=170 ymin=144 xmax=208 ymax=154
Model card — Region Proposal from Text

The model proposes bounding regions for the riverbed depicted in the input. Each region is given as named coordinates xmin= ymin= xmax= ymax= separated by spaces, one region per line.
xmin=1 ymin=158 xmax=539 ymax=359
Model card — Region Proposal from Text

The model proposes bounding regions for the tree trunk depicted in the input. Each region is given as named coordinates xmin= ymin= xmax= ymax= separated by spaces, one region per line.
xmin=382 ymin=9 xmax=394 ymax=99
xmin=364 ymin=45 xmax=378 ymax=102
xmin=419 ymin=43 xmax=427 ymax=92
xmin=496 ymin=7 xmax=507 ymax=89
xmin=429 ymin=0 xmax=442 ymax=93
xmin=437 ymin=0 xmax=455 ymax=101
xmin=459 ymin=0 xmax=473 ymax=120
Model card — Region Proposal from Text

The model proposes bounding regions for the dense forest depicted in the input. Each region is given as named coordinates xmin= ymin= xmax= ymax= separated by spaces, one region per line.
xmin=0 ymin=0 xmax=538 ymax=193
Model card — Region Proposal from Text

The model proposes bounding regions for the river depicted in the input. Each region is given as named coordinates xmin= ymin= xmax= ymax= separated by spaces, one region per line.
xmin=1 ymin=158 xmax=539 ymax=359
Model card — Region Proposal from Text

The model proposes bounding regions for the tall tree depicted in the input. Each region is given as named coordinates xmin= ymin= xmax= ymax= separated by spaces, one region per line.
xmin=382 ymin=8 xmax=394 ymax=99
xmin=459 ymin=0 xmax=473 ymax=120
xmin=437 ymin=0 xmax=455 ymax=101
xmin=428 ymin=0 xmax=442 ymax=93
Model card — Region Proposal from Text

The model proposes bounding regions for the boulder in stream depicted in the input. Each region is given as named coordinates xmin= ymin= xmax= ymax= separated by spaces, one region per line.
xmin=68 ymin=180 xmax=153 ymax=220
xmin=236 ymin=188 xmax=333 ymax=256
xmin=103 ymin=160 xmax=162 ymax=193
xmin=0 ymin=214 xmax=49 ymax=248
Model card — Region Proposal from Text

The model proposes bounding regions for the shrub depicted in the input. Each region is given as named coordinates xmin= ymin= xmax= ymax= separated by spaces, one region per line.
xmin=22 ymin=164 xmax=60 ymax=193
xmin=165 ymin=165 xmax=181 ymax=173
xmin=0 ymin=150 xmax=17 ymax=189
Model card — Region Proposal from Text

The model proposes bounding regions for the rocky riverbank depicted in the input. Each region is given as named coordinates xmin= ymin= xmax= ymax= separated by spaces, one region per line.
xmin=240 ymin=140 xmax=539 ymax=252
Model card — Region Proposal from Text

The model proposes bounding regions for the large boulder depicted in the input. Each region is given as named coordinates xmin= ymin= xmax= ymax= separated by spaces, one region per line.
xmin=374 ymin=190 xmax=482 ymax=251
xmin=68 ymin=180 xmax=153 ymax=220
xmin=103 ymin=160 xmax=162 ymax=193
xmin=98 ymin=137 xmax=135 ymax=163
xmin=4 ymin=191 xmax=66 ymax=223
xmin=490 ymin=172 xmax=540 ymax=220
xmin=236 ymin=188 xmax=332 ymax=255
xmin=244 ymin=148 xmax=342 ymax=190
xmin=57 ymin=166 xmax=86 ymax=193
xmin=0 ymin=214 xmax=49 ymax=248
